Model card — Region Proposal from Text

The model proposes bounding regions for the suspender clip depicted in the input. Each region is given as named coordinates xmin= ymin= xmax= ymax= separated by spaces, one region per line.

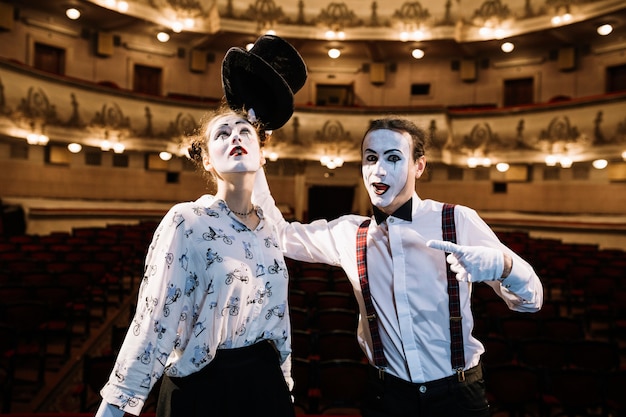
xmin=456 ymin=368 xmax=466 ymax=382
xmin=366 ymin=313 xmax=377 ymax=322
xmin=450 ymin=316 xmax=462 ymax=322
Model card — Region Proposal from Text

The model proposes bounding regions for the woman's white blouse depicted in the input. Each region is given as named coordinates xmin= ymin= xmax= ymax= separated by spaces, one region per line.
xmin=100 ymin=195 xmax=292 ymax=415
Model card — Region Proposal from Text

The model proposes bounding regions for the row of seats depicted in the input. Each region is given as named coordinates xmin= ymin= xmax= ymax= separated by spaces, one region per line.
xmin=0 ymin=222 xmax=157 ymax=413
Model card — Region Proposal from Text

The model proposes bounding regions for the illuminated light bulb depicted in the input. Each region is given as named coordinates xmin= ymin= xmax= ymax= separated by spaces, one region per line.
xmin=545 ymin=155 xmax=558 ymax=166
xmin=496 ymin=162 xmax=510 ymax=172
xmin=411 ymin=48 xmax=425 ymax=59
xmin=26 ymin=133 xmax=40 ymax=145
xmin=560 ymin=157 xmax=573 ymax=168
xmin=184 ymin=18 xmax=195 ymax=29
xmin=467 ymin=157 xmax=478 ymax=168
xmin=479 ymin=26 xmax=492 ymax=37
xmin=38 ymin=134 xmax=49 ymax=145
xmin=268 ymin=152 xmax=279 ymax=162
xmin=66 ymin=8 xmax=81 ymax=20
xmin=328 ymin=48 xmax=341 ymax=59
xmin=100 ymin=140 xmax=111 ymax=151
xmin=157 ymin=32 xmax=170 ymax=42
xmin=265 ymin=29 xmax=276 ymax=35
xmin=246 ymin=43 xmax=254 ymax=51
xmin=592 ymin=159 xmax=608 ymax=169
xmin=117 ymin=1 xmax=129 ymax=12
xmin=337 ymin=31 xmax=345 ymax=40
xmin=597 ymin=24 xmax=613 ymax=36
xmin=159 ymin=151 xmax=172 ymax=161
xmin=325 ymin=30 xmax=336 ymax=40
xmin=621 ymin=150 xmax=626 ymax=160
xmin=68 ymin=143 xmax=82 ymax=153
xmin=399 ymin=31 xmax=410 ymax=42
xmin=171 ymin=22 xmax=183 ymax=33
xmin=501 ymin=42 xmax=514 ymax=53
xmin=412 ymin=30 xmax=424 ymax=41
xmin=113 ymin=143 xmax=125 ymax=153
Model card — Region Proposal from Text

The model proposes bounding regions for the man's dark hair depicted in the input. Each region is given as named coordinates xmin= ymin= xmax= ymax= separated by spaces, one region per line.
xmin=362 ymin=118 xmax=426 ymax=161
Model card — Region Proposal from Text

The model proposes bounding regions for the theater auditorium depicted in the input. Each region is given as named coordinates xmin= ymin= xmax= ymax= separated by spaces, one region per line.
xmin=0 ymin=0 xmax=625 ymax=416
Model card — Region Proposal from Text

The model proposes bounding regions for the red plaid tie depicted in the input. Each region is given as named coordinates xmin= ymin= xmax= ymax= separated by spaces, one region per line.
xmin=442 ymin=203 xmax=466 ymax=374
xmin=356 ymin=219 xmax=387 ymax=367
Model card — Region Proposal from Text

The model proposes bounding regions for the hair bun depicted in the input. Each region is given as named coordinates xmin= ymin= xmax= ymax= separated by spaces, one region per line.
xmin=188 ymin=142 xmax=203 ymax=162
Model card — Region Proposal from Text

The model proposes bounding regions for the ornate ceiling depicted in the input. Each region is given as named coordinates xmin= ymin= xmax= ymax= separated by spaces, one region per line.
xmin=14 ymin=0 xmax=626 ymax=62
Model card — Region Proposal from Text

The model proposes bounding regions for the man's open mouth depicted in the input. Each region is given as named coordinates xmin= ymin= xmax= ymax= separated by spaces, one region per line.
xmin=230 ymin=146 xmax=247 ymax=156
xmin=372 ymin=183 xmax=389 ymax=195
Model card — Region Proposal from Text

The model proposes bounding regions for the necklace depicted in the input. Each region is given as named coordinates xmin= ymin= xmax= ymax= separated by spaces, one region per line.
xmin=230 ymin=205 xmax=255 ymax=217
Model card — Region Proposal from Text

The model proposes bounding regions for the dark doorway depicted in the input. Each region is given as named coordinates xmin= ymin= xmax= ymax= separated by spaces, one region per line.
xmin=606 ymin=64 xmax=626 ymax=93
xmin=308 ymin=186 xmax=355 ymax=222
xmin=133 ymin=64 xmax=162 ymax=95
xmin=34 ymin=42 xmax=65 ymax=75
xmin=503 ymin=77 xmax=533 ymax=106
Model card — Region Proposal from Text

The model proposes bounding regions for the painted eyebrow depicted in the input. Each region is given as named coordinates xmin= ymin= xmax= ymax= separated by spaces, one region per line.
xmin=363 ymin=148 xmax=403 ymax=155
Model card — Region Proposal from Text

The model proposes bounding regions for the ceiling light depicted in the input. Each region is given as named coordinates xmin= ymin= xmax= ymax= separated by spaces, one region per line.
xmin=100 ymin=140 xmax=111 ymax=151
xmin=597 ymin=24 xmax=613 ymax=36
xmin=592 ymin=159 xmax=608 ymax=169
xmin=157 ymin=32 xmax=170 ymax=42
xmin=246 ymin=42 xmax=254 ymax=51
xmin=328 ymin=48 xmax=341 ymax=59
xmin=496 ymin=162 xmax=510 ymax=172
xmin=622 ymin=150 xmax=626 ymax=160
xmin=501 ymin=42 xmax=514 ymax=53
xmin=268 ymin=152 xmax=279 ymax=162
xmin=467 ymin=157 xmax=478 ymax=168
xmin=411 ymin=48 xmax=425 ymax=59
xmin=68 ymin=143 xmax=82 ymax=153
xmin=65 ymin=8 xmax=81 ymax=20
xmin=159 ymin=151 xmax=172 ymax=161
xmin=265 ymin=29 xmax=276 ymax=36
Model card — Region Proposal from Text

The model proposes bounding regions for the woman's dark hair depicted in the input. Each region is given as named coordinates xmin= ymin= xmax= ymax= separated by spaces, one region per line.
xmin=362 ymin=117 xmax=427 ymax=161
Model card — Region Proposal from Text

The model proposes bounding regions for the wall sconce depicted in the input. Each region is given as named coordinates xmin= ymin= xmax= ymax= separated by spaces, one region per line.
xmin=545 ymin=154 xmax=573 ymax=168
xmin=159 ymin=151 xmax=173 ymax=161
xmin=320 ymin=155 xmax=344 ymax=169
xmin=112 ymin=142 xmax=125 ymax=153
xmin=467 ymin=156 xmax=491 ymax=168
xmin=26 ymin=133 xmax=49 ymax=145
xmin=551 ymin=6 xmax=572 ymax=26
xmin=325 ymin=29 xmax=345 ymax=40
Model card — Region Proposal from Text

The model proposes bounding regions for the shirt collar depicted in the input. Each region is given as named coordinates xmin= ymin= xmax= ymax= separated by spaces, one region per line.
xmin=372 ymin=198 xmax=413 ymax=224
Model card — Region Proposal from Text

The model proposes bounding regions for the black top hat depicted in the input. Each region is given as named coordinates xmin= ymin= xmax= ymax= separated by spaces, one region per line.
xmin=221 ymin=35 xmax=307 ymax=130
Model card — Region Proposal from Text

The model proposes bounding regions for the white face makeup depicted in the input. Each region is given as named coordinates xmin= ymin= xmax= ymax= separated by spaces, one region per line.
xmin=204 ymin=112 xmax=261 ymax=174
xmin=361 ymin=129 xmax=413 ymax=209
